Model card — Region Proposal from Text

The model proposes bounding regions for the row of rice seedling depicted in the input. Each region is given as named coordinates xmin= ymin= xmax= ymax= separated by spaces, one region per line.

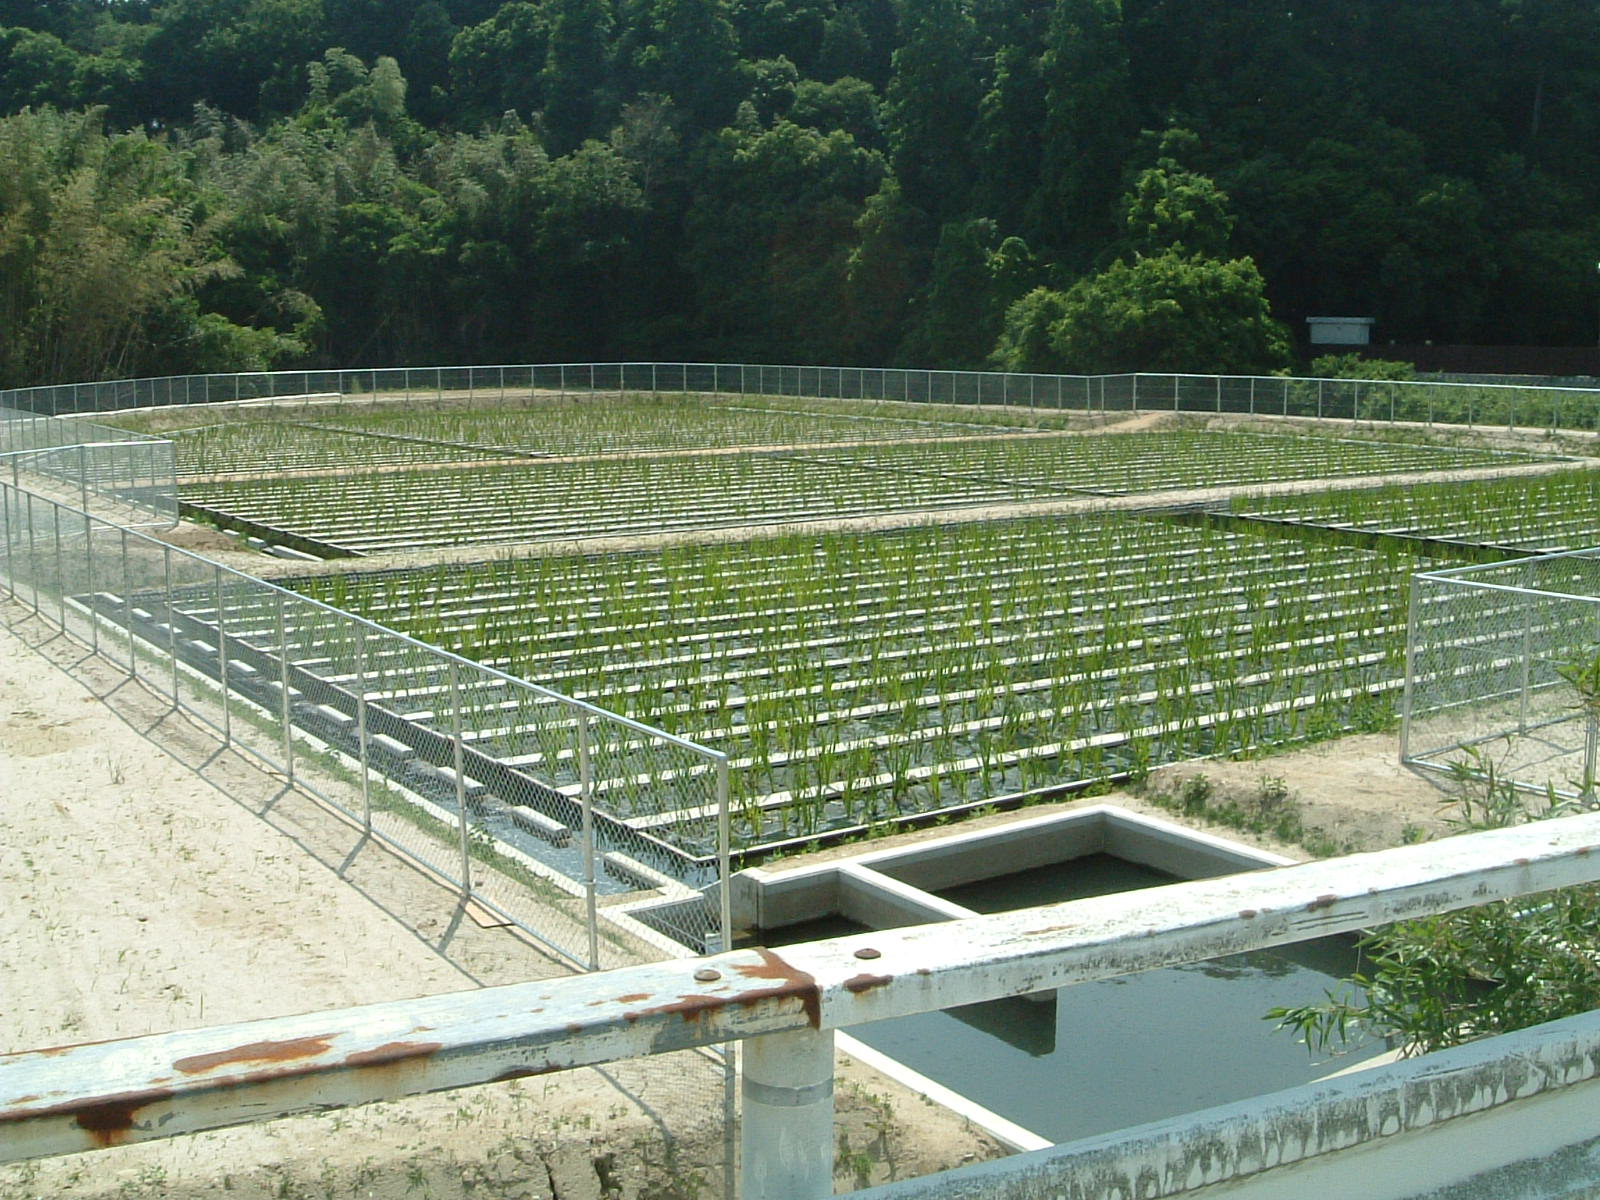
xmin=161 ymin=420 xmax=497 ymax=479
xmin=284 ymin=515 xmax=1423 ymax=852
xmin=182 ymin=451 xmax=1054 ymax=553
xmin=298 ymin=394 xmax=1052 ymax=457
xmin=808 ymin=429 xmax=1533 ymax=495
xmin=181 ymin=430 xmax=1536 ymax=555
xmin=1231 ymin=468 xmax=1600 ymax=552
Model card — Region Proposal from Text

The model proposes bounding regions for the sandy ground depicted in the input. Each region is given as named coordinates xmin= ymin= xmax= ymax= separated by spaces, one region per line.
xmin=0 ymin=608 xmax=1000 ymax=1199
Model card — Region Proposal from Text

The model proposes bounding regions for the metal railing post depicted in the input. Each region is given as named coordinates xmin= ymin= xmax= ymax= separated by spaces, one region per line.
xmin=740 ymin=1027 xmax=836 ymax=1200
xmin=449 ymin=659 xmax=473 ymax=901
xmin=579 ymin=711 xmax=599 ymax=971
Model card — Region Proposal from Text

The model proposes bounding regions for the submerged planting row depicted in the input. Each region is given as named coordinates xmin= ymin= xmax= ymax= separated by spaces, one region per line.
xmin=1231 ymin=468 xmax=1600 ymax=553
xmin=287 ymin=516 xmax=1423 ymax=853
xmin=181 ymin=429 xmax=1538 ymax=554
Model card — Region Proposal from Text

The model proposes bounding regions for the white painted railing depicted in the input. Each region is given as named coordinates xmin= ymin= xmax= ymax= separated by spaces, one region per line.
xmin=7 ymin=812 xmax=1600 ymax=1197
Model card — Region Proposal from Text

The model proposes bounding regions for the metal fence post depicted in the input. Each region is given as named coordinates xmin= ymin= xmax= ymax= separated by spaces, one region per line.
xmin=579 ymin=711 xmax=599 ymax=971
xmin=163 ymin=544 xmax=179 ymax=708
xmin=449 ymin=659 xmax=473 ymax=901
xmin=740 ymin=1027 xmax=836 ymax=1200
xmin=52 ymin=503 xmax=65 ymax=630
xmin=1 ymin=482 xmax=13 ymax=606
xmin=276 ymin=592 xmax=294 ymax=787
xmin=355 ymin=624 xmax=371 ymax=837
xmin=213 ymin=566 xmax=229 ymax=747
xmin=25 ymin=491 xmax=39 ymax=615
xmin=1519 ymin=565 xmax=1534 ymax=734
xmin=78 ymin=444 xmax=89 ymax=514
xmin=121 ymin=528 xmax=135 ymax=679
xmin=82 ymin=510 xmax=97 ymax=655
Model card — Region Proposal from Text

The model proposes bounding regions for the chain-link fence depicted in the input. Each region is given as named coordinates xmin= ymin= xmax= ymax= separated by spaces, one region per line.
xmin=0 ymin=405 xmax=177 ymax=526
xmin=1403 ymin=549 xmax=1600 ymax=803
xmin=0 ymin=446 xmax=732 ymax=971
xmin=8 ymin=363 xmax=1600 ymax=434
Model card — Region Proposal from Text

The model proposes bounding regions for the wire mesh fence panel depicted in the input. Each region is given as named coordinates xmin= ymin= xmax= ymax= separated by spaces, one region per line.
xmin=452 ymin=674 xmax=601 ymax=967
xmin=588 ymin=725 xmax=730 ymax=965
xmin=1405 ymin=552 xmax=1600 ymax=803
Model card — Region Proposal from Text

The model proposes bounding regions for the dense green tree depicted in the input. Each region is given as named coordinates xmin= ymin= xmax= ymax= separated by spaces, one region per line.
xmin=971 ymin=42 xmax=1044 ymax=236
xmin=4 ymin=0 xmax=1600 ymax=374
xmin=991 ymin=285 xmax=1070 ymax=372
xmin=1027 ymin=0 xmax=1135 ymax=265
xmin=632 ymin=0 xmax=744 ymax=129
xmin=139 ymin=0 xmax=327 ymax=121
xmin=789 ymin=76 xmax=879 ymax=148
xmin=0 ymin=107 xmax=303 ymax=385
xmin=542 ymin=0 xmax=614 ymax=153
xmin=881 ymin=0 xmax=977 ymax=226
xmin=902 ymin=220 xmax=1037 ymax=368
xmin=448 ymin=2 xmax=548 ymax=124
xmin=840 ymin=175 xmax=924 ymax=362
xmin=1121 ymin=158 xmax=1235 ymax=260
xmin=0 ymin=27 xmax=82 ymax=110
xmin=816 ymin=4 xmax=871 ymax=82
xmin=683 ymin=118 xmax=883 ymax=358
xmin=1046 ymin=251 xmax=1290 ymax=374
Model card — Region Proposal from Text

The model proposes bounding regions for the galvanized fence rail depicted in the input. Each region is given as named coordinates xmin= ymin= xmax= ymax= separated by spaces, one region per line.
xmin=7 ymin=363 xmax=1600 ymax=433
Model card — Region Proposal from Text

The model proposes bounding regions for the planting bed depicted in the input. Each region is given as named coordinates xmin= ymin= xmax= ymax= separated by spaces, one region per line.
xmin=117 ymin=394 xmax=1073 ymax=479
xmin=182 ymin=451 xmax=1054 ymax=553
xmin=180 ymin=425 xmax=1538 ymax=555
xmin=289 ymin=515 xmax=1423 ymax=855
xmin=163 ymin=420 xmax=499 ymax=479
xmin=294 ymin=394 xmax=1059 ymax=456
xmin=1231 ymin=468 xmax=1600 ymax=553
xmin=810 ymin=429 xmax=1533 ymax=495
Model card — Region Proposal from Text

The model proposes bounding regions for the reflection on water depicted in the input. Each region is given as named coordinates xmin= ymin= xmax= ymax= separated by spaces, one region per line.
xmin=759 ymin=855 xmax=1382 ymax=1144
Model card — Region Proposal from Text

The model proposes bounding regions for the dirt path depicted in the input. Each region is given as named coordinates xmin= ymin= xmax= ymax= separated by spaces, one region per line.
xmin=0 ymin=607 xmax=999 ymax=1200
